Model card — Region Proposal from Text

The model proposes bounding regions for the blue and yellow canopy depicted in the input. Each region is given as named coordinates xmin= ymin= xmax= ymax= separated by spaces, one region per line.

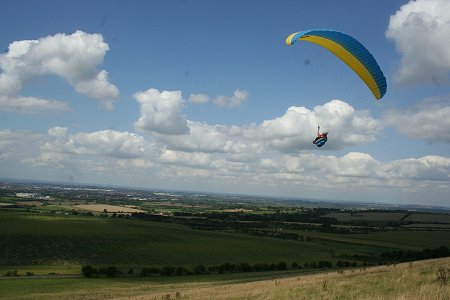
xmin=286 ymin=29 xmax=387 ymax=100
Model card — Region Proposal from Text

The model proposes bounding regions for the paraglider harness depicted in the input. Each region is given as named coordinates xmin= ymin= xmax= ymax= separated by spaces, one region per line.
xmin=313 ymin=125 xmax=328 ymax=147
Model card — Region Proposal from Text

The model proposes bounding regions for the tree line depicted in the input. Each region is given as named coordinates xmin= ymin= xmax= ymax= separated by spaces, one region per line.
xmin=80 ymin=246 xmax=450 ymax=278
xmin=81 ymin=260 xmax=336 ymax=278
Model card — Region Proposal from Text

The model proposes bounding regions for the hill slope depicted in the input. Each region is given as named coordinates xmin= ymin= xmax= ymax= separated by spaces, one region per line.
xmin=127 ymin=257 xmax=450 ymax=299
xmin=1 ymin=258 xmax=449 ymax=299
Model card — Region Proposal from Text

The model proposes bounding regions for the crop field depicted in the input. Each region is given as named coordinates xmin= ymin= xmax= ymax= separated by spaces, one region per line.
xmin=1 ymin=208 xmax=449 ymax=277
xmin=404 ymin=213 xmax=450 ymax=223
xmin=0 ymin=210 xmax=378 ymax=270
xmin=75 ymin=204 xmax=146 ymax=213
xmin=282 ymin=228 xmax=450 ymax=250
xmin=324 ymin=212 xmax=406 ymax=222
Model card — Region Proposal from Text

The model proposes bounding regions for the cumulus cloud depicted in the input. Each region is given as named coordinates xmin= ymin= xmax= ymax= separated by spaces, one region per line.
xmin=116 ymin=158 xmax=154 ymax=169
xmin=160 ymin=149 xmax=211 ymax=167
xmin=213 ymin=89 xmax=249 ymax=107
xmin=134 ymin=88 xmax=190 ymax=135
xmin=384 ymin=97 xmax=450 ymax=142
xmin=1 ymin=126 xmax=449 ymax=204
xmin=0 ymin=31 xmax=119 ymax=112
xmin=0 ymin=129 xmax=45 ymax=153
xmin=153 ymin=98 xmax=381 ymax=154
xmin=253 ymin=152 xmax=450 ymax=193
xmin=386 ymin=0 xmax=450 ymax=85
xmin=255 ymin=100 xmax=380 ymax=152
xmin=383 ymin=155 xmax=450 ymax=182
xmin=246 ymin=100 xmax=380 ymax=152
xmin=189 ymin=93 xmax=210 ymax=104
xmin=0 ymin=95 xmax=70 ymax=113
xmin=42 ymin=128 xmax=152 ymax=159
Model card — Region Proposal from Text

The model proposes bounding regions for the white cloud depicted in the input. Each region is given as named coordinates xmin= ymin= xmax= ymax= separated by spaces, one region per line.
xmin=386 ymin=0 xmax=450 ymax=85
xmin=152 ymin=99 xmax=381 ymax=156
xmin=116 ymin=158 xmax=154 ymax=169
xmin=383 ymin=155 xmax=450 ymax=182
xmin=22 ymin=152 xmax=66 ymax=169
xmin=134 ymin=88 xmax=190 ymax=135
xmin=160 ymin=149 xmax=211 ymax=167
xmin=251 ymin=100 xmax=381 ymax=152
xmin=48 ymin=126 xmax=68 ymax=137
xmin=384 ymin=98 xmax=450 ymax=142
xmin=1 ymin=126 xmax=449 ymax=205
xmin=155 ymin=121 xmax=259 ymax=154
xmin=0 ymin=129 xmax=45 ymax=153
xmin=0 ymin=95 xmax=69 ymax=113
xmin=0 ymin=31 xmax=119 ymax=112
xmin=213 ymin=89 xmax=249 ymax=107
xmin=42 ymin=129 xmax=152 ymax=159
xmin=189 ymin=93 xmax=210 ymax=104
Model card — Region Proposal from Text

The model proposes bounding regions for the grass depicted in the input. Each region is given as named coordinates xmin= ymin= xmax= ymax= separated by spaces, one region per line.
xmin=0 ymin=210 xmax=370 ymax=269
xmin=285 ymin=228 xmax=450 ymax=250
xmin=1 ymin=257 xmax=448 ymax=299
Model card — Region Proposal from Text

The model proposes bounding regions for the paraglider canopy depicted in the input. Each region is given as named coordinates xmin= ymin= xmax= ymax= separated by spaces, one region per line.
xmin=286 ymin=29 xmax=387 ymax=100
xmin=313 ymin=125 xmax=328 ymax=148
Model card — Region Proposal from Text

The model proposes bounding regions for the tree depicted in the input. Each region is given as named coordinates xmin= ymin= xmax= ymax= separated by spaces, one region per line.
xmin=160 ymin=266 xmax=176 ymax=276
xmin=276 ymin=262 xmax=287 ymax=270
xmin=193 ymin=264 xmax=207 ymax=275
xmin=81 ymin=265 xmax=97 ymax=277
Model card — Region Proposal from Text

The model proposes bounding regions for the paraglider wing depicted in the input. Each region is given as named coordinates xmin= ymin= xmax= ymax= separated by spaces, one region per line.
xmin=315 ymin=137 xmax=327 ymax=147
xmin=286 ymin=29 xmax=387 ymax=100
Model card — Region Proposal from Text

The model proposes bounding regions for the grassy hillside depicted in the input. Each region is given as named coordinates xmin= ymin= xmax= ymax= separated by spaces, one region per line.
xmin=1 ymin=257 xmax=449 ymax=299
xmin=0 ymin=210 xmax=389 ymax=269
xmin=2 ymin=209 xmax=450 ymax=278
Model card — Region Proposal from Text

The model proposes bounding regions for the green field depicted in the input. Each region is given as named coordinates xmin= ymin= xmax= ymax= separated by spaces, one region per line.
xmin=283 ymin=229 xmax=450 ymax=250
xmin=1 ymin=208 xmax=450 ymax=278
xmin=0 ymin=210 xmax=384 ymax=272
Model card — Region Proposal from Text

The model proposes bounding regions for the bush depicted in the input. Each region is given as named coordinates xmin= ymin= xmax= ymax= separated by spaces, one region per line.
xmin=141 ymin=267 xmax=160 ymax=276
xmin=160 ymin=266 xmax=176 ymax=276
xmin=318 ymin=261 xmax=333 ymax=268
xmin=238 ymin=263 xmax=253 ymax=272
xmin=4 ymin=270 xmax=18 ymax=277
xmin=81 ymin=265 xmax=97 ymax=277
xmin=193 ymin=264 xmax=207 ymax=275
xmin=176 ymin=266 xmax=188 ymax=275
xmin=96 ymin=266 xmax=121 ymax=277
xmin=276 ymin=262 xmax=287 ymax=270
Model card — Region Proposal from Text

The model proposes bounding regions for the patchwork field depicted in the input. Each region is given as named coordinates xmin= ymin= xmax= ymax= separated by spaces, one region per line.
xmin=75 ymin=204 xmax=146 ymax=213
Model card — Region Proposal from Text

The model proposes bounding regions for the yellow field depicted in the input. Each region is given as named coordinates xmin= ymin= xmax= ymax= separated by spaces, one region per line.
xmin=75 ymin=204 xmax=146 ymax=213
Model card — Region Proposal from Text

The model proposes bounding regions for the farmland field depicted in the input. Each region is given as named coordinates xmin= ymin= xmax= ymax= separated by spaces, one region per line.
xmin=0 ymin=210 xmax=380 ymax=269
xmin=1 ymin=208 xmax=450 ymax=273
xmin=324 ymin=212 xmax=406 ymax=222
xmin=1 ymin=183 xmax=450 ymax=299
xmin=404 ymin=213 xmax=450 ymax=223
xmin=75 ymin=204 xmax=146 ymax=213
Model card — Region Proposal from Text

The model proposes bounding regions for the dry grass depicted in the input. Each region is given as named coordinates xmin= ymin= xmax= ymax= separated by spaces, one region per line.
xmin=112 ymin=258 xmax=450 ymax=300
xmin=76 ymin=204 xmax=146 ymax=213
xmin=16 ymin=201 xmax=43 ymax=206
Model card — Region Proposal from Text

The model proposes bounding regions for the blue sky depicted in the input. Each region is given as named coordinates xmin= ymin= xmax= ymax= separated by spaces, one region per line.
xmin=1 ymin=0 xmax=449 ymax=207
